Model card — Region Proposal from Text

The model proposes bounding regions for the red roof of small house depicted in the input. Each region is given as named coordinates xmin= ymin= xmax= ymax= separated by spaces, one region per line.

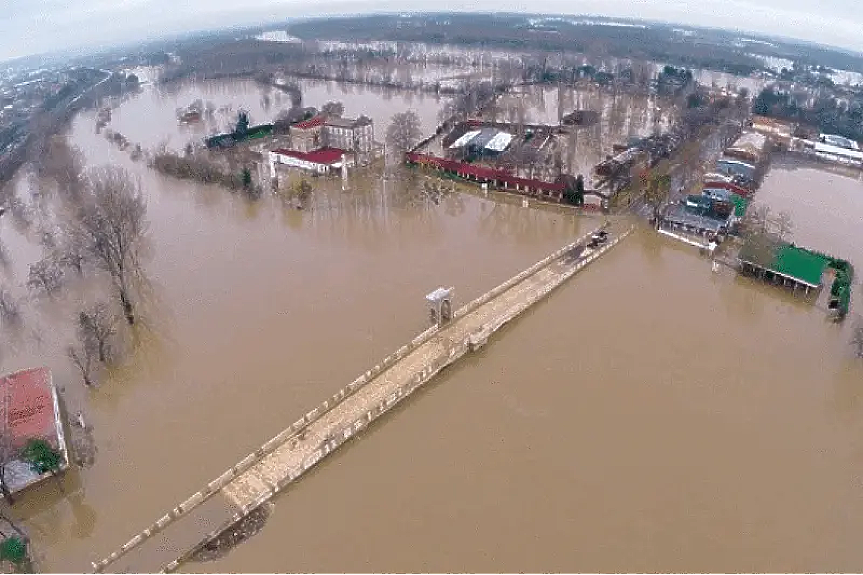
xmin=702 ymin=180 xmax=753 ymax=197
xmin=0 ymin=367 xmax=57 ymax=451
xmin=272 ymin=147 xmax=346 ymax=165
xmin=293 ymin=115 xmax=326 ymax=130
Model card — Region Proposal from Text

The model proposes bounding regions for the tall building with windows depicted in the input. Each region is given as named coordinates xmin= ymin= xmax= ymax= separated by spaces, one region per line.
xmin=323 ymin=116 xmax=374 ymax=160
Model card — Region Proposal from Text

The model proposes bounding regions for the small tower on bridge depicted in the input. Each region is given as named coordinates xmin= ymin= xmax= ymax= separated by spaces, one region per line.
xmin=426 ymin=287 xmax=454 ymax=327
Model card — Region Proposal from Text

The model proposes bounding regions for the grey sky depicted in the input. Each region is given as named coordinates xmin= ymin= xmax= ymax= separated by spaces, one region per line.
xmin=2 ymin=0 xmax=862 ymax=62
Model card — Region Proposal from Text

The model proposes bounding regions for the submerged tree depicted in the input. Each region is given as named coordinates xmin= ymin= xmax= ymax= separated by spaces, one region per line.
xmin=643 ymin=171 xmax=672 ymax=223
xmin=774 ymin=210 xmax=794 ymax=240
xmin=27 ymin=258 xmax=64 ymax=296
xmin=851 ymin=321 xmax=863 ymax=359
xmin=321 ymin=101 xmax=345 ymax=117
xmin=77 ymin=302 xmax=118 ymax=364
xmin=0 ymin=288 xmax=21 ymax=330
xmin=385 ymin=110 xmax=423 ymax=159
xmin=67 ymin=344 xmax=97 ymax=387
xmin=241 ymin=167 xmax=253 ymax=189
xmin=71 ymin=167 xmax=148 ymax=325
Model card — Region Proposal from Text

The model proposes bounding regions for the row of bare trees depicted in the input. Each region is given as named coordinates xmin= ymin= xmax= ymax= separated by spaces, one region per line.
xmin=1 ymin=136 xmax=149 ymax=387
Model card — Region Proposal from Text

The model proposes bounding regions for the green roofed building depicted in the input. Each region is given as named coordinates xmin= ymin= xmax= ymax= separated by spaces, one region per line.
xmin=738 ymin=234 xmax=830 ymax=292
xmin=738 ymin=234 xmax=853 ymax=318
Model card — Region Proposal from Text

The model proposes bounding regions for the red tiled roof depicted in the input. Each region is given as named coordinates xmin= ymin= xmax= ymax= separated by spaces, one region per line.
xmin=272 ymin=147 xmax=346 ymax=165
xmin=702 ymin=180 xmax=753 ymax=197
xmin=293 ymin=115 xmax=326 ymax=130
xmin=0 ymin=367 xmax=57 ymax=451
xmin=406 ymin=153 xmax=564 ymax=192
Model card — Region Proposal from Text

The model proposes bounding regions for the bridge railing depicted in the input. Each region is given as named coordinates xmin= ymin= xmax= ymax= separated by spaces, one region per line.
xmin=94 ymin=224 xmax=606 ymax=574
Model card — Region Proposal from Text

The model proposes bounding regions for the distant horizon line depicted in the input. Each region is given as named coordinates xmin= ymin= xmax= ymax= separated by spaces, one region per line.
xmin=2 ymin=10 xmax=861 ymax=68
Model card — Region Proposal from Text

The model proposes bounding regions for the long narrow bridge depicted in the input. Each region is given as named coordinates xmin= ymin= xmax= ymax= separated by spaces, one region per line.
xmin=92 ymin=222 xmax=634 ymax=574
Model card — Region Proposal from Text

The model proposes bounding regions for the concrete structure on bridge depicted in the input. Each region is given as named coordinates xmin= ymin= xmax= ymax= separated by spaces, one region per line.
xmin=91 ymin=223 xmax=633 ymax=574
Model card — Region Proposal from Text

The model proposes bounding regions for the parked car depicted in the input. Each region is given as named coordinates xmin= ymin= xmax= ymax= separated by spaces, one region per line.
xmin=589 ymin=230 xmax=609 ymax=248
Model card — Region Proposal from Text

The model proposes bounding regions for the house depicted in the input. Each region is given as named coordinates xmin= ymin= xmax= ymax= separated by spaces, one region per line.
xmin=0 ymin=367 xmax=69 ymax=494
xmin=289 ymin=115 xmax=326 ymax=153
xmin=819 ymin=133 xmax=860 ymax=151
xmin=717 ymin=158 xmax=756 ymax=180
xmin=725 ymin=131 xmax=768 ymax=164
xmin=811 ymin=141 xmax=863 ymax=166
xmin=269 ymin=147 xmax=353 ymax=176
xmin=323 ymin=116 xmax=374 ymax=158
xmin=750 ymin=115 xmax=796 ymax=142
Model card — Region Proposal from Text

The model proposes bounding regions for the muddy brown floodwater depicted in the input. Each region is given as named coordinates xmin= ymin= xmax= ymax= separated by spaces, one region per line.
xmin=2 ymin=80 xmax=863 ymax=573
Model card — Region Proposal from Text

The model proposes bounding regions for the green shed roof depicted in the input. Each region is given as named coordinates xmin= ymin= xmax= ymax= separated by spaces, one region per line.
xmin=739 ymin=235 xmax=831 ymax=287
xmin=774 ymin=245 xmax=830 ymax=286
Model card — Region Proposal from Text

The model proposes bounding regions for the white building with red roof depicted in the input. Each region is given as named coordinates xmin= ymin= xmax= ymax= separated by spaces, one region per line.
xmin=268 ymin=147 xmax=354 ymax=177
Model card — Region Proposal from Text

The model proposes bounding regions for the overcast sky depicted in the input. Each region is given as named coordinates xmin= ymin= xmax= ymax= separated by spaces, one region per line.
xmin=2 ymin=0 xmax=863 ymax=63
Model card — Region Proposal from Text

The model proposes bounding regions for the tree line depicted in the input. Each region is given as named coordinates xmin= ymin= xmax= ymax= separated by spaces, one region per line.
xmin=753 ymin=85 xmax=863 ymax=142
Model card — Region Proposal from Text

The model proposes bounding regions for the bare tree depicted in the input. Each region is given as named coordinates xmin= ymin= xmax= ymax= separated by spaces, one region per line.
xmin=743 ymin=204 xmax=770 ymax=236
xmin=67 ymin=344 xmax=97 ymax=387
xmin=643 ymin=169 xmax=672 ymax=223
xmin=851 ymin=320 xmax=863 ymax=358
xmin=39 ymin=138 xmax=85 ymax=202
xmin=71 ymin=167 xmax=148 ymax=325
xmin=321 ymin=101 xmax=345 ymax=117
xmin=385 ymin=110 xmax=423 ymax=158
xmin=0 ymin=288 xmax=21 ymax=329
xmin=27 ymin=257 xmax=64 ymax=295
xmin=56 ymin=231 xmax=88 ymax=275
xmin=773 ymin=210 xmax=794 ymax=240
xmin=77 ymin=302 xmax=118 ymax=364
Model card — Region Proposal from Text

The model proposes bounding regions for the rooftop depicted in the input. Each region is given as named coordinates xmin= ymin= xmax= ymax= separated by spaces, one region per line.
xmin=738 ymin=236 xmax=831 ymax=288
xmin=0 ymin=367 xmax=68 ymax=493
xmin=662 ymin=204 xmax=727 ymax=233
xmin=272 ymin=147 xmax=346 ymax=165
xmin=293 ymin=115 xmax=326 ymax=130
xmin=325 ymin=115 xmax=372 ymax=128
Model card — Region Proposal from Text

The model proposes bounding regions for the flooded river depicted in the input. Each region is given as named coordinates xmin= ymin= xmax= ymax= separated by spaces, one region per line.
xmin=175 ymin=224 xmax=863 ymax=573
xmin=2 ymin=80 xmax=863 ymax=572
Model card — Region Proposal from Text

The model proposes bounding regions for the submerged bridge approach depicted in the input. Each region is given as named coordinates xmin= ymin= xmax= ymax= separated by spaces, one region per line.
xmin=92 ymin=221 xmax=634 ymax=574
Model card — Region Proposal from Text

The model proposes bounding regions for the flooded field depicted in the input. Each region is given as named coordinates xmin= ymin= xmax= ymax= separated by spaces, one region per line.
xmin=502 ymin=84 xmax=675 ymax=136
xmin=107 ymin=77 xmax=445 ymax=152
xmin=2 ymin=76 xmax=863 ymax=573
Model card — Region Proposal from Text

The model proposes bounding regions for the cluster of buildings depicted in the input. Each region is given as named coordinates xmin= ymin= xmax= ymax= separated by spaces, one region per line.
xmin=657 ymin=130 xmax=766 ymax=250
xmin=748 ymin=115 xmax=863 ymax=168
xmin=407 ymin=119 xmax=573 ymax=201
xmin=268 ymin=113 xmax=374 ymax=177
